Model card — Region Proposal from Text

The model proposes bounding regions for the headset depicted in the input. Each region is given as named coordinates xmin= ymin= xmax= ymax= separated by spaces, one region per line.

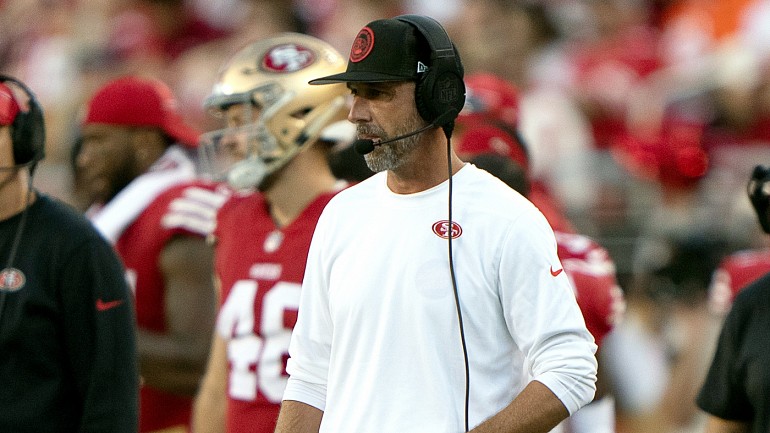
xmin=0 ymin=74 xmax=46 ymax=168
xmin=0 ymin=75 xmax=45 ymax=334
xmin=396 ymin=14 xmax=470 ymax=432
xmin=395 ymin=14 xmax=466 ymax=136
xmin=748 ymin=165 xmax=770 ymax=234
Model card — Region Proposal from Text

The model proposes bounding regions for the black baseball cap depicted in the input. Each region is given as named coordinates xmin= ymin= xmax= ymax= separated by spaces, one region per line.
xmin=309 ymin=18 xmax=428 ymax=85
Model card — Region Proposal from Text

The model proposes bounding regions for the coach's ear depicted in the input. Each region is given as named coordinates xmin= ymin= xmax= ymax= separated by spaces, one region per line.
xmin=748 ymin=165 xmax=770 ymax=234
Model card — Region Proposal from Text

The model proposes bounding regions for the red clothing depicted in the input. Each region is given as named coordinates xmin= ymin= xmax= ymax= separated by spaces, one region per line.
xmin=116 ymin=180 xmax=228 ymax=432
xmin=570 ymin=25 xmax=663 ymax=150
xmin=555 ymin=231 xmax=625 ymax=346
xmin=708 ymin=248 xmax=770 ymax=315
xmin=213 ymin=190 xmax=340 ymax=433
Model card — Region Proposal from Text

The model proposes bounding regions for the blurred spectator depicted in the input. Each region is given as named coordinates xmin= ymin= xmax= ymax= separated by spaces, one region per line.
xmin=168 ymin=0 xmax=306 ymax=136
xmin=603 ymin=228 xmax=728 ymax=433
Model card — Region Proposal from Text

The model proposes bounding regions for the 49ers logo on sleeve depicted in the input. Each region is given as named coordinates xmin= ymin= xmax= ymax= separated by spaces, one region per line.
xmin=432 ymin=220 xmax=462 ymax=239
xmin=0 ymin=267 xmax=25 ymax=291
xmin=262 ymin=44 xmax=315 ymax=72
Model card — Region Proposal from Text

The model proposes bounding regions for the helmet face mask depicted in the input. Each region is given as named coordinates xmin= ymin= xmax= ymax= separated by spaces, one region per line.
xmin=199 ymin=33 xmax=349 ymax=190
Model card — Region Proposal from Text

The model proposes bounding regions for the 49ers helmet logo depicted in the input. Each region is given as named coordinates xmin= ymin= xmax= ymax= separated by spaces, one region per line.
xmin=350 ymin=27 xmax=374 ymax=63
xmin=432 ymin=220 xmax=462 ymax=239
xmin=0 ymin=267 xmax=25 ymax=291
xmin=262 ymin=44 xmax=315 ymax=73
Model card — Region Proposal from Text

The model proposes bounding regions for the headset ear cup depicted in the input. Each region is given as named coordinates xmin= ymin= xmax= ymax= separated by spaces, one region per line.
xmin=749 ymin=165 xmax=770 ymax=234
xmin=415 ymin=57 xmax=465 ymax=126
xmin=27 ymin=101 xmax=45 ymax=164
xmin=396 ymin=15 xmax=466 ymax=127
xmin=415 ymin=70 xmax=435 ymax=123
xmin=416 ymin=67 xmax=465 ymax=127
xmin=2 ymin=76 xmax=45 ymax=166
xmin=12 ymin=111 xmax=32 ymax=164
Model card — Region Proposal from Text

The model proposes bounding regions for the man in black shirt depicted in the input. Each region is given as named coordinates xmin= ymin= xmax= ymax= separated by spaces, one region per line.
xmin=0 ymin=75 xmax=138 ymax=432
xmin=696 ymin=165 xmax=770 ymax=433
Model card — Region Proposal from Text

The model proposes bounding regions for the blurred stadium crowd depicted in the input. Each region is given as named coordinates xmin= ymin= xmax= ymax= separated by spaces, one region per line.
xmin=2 ymin=0 xmax=769 ymax=432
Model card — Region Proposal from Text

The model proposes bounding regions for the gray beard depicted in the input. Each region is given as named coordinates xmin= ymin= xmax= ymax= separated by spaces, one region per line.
xmin=363 ymin=119 xmax=426 ymax=173
xmin=363 ymin=134 xmax=421 ymax=173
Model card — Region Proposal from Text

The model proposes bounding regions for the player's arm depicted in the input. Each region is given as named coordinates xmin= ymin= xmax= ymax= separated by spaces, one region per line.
xmin=192 ymin=332 xmax=228 ymax=433
xmin=137 ymin=235 xmax=217 ymax=396
xmin=274 ymin=400 xmax=323 ymax=433
xmin=703 ymin=415 xmax=749 ymax=433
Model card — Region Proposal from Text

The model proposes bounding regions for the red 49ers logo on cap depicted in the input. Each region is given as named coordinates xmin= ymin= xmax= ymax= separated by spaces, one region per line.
xmin=432 ymin=220 xmax=462 ymax=239
xmin=350 ymin=27 xmax=374 ymax=63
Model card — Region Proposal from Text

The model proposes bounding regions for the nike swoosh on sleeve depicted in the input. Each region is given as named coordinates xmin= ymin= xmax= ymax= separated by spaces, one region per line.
xmin=96 ymin=299 xmax=124 ymax=311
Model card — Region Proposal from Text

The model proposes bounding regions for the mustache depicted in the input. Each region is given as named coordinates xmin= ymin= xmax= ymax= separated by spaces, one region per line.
xmin=356 ymin=124 xmax=386 ymax=137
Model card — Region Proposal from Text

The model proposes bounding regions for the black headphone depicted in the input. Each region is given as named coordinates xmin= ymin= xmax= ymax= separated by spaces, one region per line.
xmin=0 ymin=75 xmax=45 ymax=166
xmin=395 ymin=15 xmax=466 ymax=130
xmin=749 ymin=165 xmax=770 ymax=234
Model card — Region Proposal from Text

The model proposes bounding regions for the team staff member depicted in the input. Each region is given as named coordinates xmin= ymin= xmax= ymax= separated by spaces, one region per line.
xmin=191 ymin=33 xmax=350 ymax=433
xmin=0 ymin=76 xmax=138 ymax=432
xmin=275 ymin=15 xmax=597 ymax=433
xmin=695 ymin=165 xmax=770 ymax=433
xmin=77 ymin=76 xmax=229 ymax=433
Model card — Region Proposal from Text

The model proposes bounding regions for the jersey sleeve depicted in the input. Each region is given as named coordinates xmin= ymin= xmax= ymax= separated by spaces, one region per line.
xmin=161 ymin=183 xmax=230 ymax=239
xmin=59 ymin=232 xmax=139 ymax=433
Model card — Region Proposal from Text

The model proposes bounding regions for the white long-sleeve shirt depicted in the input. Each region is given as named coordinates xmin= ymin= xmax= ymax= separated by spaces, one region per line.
xmin=284 ymin=163 xmax=597 ymax=432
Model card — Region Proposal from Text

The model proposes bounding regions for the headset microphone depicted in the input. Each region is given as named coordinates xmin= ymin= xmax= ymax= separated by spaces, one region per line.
xmin=353 ymin=108 xmax=458 ymax=155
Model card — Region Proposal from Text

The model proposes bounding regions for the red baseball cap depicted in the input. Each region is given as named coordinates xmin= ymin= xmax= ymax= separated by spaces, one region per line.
xmin=456 ymin=72 xmax=528 ymax=172
xmin=0 ymin=82 xmax=20 ymax=126
xmin=459 ymin=72 xmax=520 ymax=128
xmin=455 ymin=122 xmax=529 ymax=173
xmin=83 ymin=76 xmax=200 ymax=147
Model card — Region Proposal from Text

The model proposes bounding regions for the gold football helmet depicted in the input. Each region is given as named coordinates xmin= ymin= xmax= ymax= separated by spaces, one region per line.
xmin=199 ymin=33 xmax=349 ymax=190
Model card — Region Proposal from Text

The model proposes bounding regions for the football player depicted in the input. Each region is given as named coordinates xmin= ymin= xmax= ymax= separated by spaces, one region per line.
xmin=191 ymin=33 xmax=350 ymax=433
xmin=77 ymin=76 xmax=230 ymax=433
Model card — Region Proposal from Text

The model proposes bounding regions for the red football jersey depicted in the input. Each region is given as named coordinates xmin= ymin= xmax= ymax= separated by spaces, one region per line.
xmin=116 ymin=180 xmax=229 ymax=433
xmin=213 ymin=190 xmax=339 ymax=433
xmin=708 ymin=248 xmax=770 ymax=315
xmin=555 ymin=231 xmax=625 ymax=346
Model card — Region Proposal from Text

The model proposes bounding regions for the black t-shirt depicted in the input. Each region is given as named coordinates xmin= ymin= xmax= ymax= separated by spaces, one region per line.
xmin=697 ymin=271 xmax=770 ymax=432
xmin=0 ymin=194 xmax=138 ymax=433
